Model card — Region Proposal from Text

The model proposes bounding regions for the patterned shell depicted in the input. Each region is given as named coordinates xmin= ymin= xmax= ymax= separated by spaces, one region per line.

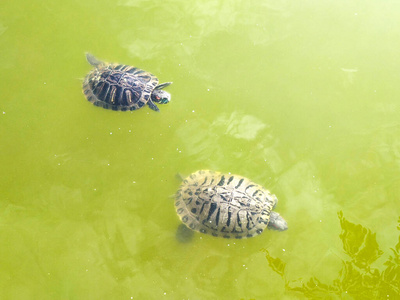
xmin=175 ymin=170 xmax=278 ymax=239
xmin=83 ymin=61 xmax=159 ymax=111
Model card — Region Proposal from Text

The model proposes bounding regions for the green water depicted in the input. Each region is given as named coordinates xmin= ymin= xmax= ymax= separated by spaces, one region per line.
xmin=1 ymin=0 xmax=400 ymax=299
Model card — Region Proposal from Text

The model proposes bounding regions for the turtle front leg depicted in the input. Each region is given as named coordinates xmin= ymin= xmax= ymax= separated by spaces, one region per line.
xmin=147 ymin=100 xmax=160 ymax=112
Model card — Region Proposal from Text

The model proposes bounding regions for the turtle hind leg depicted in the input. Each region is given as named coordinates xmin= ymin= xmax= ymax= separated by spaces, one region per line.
xmin=176 ymin=224 xmax=194 ymax=243
xmin=175 ymin=173 xmax=185 ymax=181
xmin=147 ymin=100 xmax=160 ymax=112
xmin=86 ymin=53 xmax=103 ymax=67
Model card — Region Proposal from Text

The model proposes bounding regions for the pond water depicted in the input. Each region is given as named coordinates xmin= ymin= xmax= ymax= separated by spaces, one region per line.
xmin=1 ymin=0 xmax=400 ymax=299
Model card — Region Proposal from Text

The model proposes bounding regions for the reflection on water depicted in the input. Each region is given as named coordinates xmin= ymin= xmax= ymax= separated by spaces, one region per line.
xmin=264 ymin=212 xmax=400 ymax=298
xmin=338 ymin=211 xmax=383 ymax=269
xmin=176 ymin=111 xmax=278 ymax=172
xmin=212 ymin=112 xmax=267 ymax=141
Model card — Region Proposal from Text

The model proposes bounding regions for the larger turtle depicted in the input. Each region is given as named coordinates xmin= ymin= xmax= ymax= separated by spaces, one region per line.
xmin=175 ymin=170 xmax=288 ymax=242
xmin=82 ymin=53 xmax=172 ymax=112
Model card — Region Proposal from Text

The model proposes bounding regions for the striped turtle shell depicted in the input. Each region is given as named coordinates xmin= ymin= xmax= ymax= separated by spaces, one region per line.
xmin=83 ymin=54 xmax=161 ymax=111
xmin=175 ymin=170 xmax=286 ymax=239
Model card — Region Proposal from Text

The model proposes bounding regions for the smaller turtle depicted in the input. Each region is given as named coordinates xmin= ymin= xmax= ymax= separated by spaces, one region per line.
xmin=82 ymin=53 xmax=172 ymax=112
xmin=175 ymin=170 xmax=288 ymax=242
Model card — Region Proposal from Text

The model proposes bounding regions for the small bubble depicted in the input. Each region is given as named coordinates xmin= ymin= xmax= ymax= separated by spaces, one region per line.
xmin=128 ymin=130 xmax=132 ymax=132
xmin=192 ymin=110 xmax=195 ymax=113
xmin=320 ymin=220 xmax=322 ymax=222
xmin=107 ymin=164 xmax=110 ymax=166
xmin=44 ymin=82 xmax=47 ymax=85
xmin=86 ymin=269 xmax=89 ymax=272
xmin=94 ymin=188 xmax=97 ymax=191
xmin=132 ymin=181 xmax=136 ymax=184
xmin=2 ymin=111 xmax=5 ymax=114
xmin=110 ymin=132 xmax=112 ymax=135
xmin=207 ymin=89 xmax=210 ymax=91
xmin=283 ymin=249 xmax=286 ymax=252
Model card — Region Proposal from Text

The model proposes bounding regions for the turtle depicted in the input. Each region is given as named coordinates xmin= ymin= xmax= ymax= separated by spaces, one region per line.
xmin=174 ymin=170 xmax=288 ymax=242
xmin=82 ymin=53 xmax=172 ymax=112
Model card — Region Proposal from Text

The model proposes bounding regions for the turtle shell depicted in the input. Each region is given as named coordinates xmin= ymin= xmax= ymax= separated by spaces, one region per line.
xmin=83 ymin=63 xmax=159 ymax=111
xmin=175 ymin=170 xmax=278 ymax=239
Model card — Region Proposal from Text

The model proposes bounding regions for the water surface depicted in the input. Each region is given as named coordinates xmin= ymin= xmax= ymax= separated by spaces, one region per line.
xmin=1 ymin=0 xmax=400 ymax=299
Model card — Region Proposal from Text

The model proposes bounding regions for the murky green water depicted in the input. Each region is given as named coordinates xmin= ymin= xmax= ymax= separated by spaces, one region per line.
xmin=1 ymin=0 xmax=400 ymax=299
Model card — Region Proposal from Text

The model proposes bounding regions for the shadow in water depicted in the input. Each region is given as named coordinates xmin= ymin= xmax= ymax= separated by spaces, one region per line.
xmin=263 ymin=212 xmax=400 ymax=298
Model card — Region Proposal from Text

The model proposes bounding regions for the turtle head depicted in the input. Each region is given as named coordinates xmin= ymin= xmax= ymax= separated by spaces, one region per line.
xmin=152 ymin=89 xmax=171 ymax=104
xmin=267 ymin=211 xmax=288 ymax=231
xmin=152 ymin=82 xmax=172 ymax=104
